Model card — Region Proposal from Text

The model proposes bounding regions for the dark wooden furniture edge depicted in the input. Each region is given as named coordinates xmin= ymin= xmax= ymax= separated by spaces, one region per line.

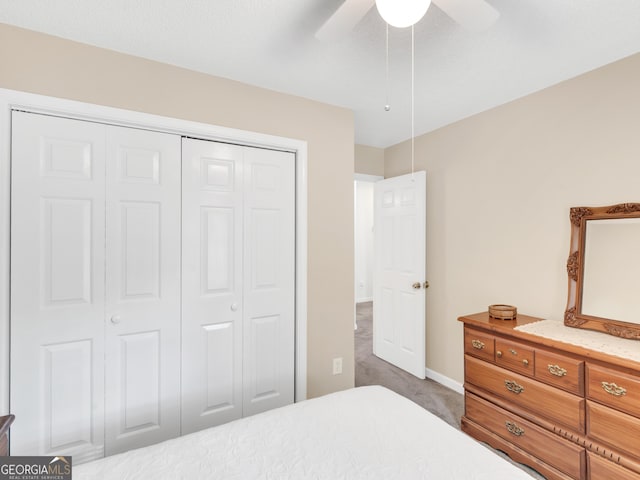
xmin=0 ymin=415 xmax=14 ymax=439
xmin=0 ymin=415 xmax=15 ymax=456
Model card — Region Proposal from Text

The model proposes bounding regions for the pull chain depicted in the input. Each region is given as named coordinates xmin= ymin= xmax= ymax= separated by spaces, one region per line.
xmin=411 ymin=24 xmax=415 ymax=178
xmin=385 ymin=23 xmax=390 ymax=112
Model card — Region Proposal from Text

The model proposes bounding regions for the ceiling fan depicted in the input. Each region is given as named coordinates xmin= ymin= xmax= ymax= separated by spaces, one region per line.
xmin=315 ymin=0 xmax=500 ymax=41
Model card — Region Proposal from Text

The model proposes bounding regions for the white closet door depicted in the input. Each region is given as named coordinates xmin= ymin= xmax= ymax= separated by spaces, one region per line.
xmin=242 ymin=147 xmax=295 ymax=416
xmin=181 ymin=139 xmax=244 ymax=434
xmin=10 ymin=112 xmax=106 ymax=462
xmin=181 ymin=139 xmax=295 ymax=431
xmin=104 ymin=126 xmax=181 ymax=455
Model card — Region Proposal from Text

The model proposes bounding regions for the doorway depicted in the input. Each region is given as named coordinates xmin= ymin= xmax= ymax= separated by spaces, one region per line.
xmin=354 ymin=174 xmax=382 ymax=330
xmin=355 ymin=172 xmax=427 ymax=379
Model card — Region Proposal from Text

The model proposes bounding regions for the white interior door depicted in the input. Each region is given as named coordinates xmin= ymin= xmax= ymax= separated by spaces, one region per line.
xmin=373 ymin=171 xmax=426 ymax=379
xmin=10 ymin=112 xmax=181 ymax=462
xmin=181 ymin=139 xmax=295 ymax=432
xmin=242 ymin=146 xmax=295 ymax=417
xmin=10 ymin=112 xmax=107 ymax=462
xmin=104 ymin=126 xmax=181 ymax=455
xmin=181 ymin=139 xmax=244 ymax=434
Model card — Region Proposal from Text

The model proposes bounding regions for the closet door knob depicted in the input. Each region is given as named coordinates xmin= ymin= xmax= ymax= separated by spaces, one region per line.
xmin=110 ymin=315 xmax=121 ymax=325
xmin=230 ymin=303 xmax=238 ymax=312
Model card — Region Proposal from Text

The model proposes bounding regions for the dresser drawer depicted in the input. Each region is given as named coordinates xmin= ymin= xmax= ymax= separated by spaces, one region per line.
xmin=536 ymin=349 xmax=584 ymax=396
xmin=587 ymin=400 xmax=640 ymax=460
xmin=588 ymin=452 xmax=640 ymax=480
xmin=466 ymin=392 xmax=585 ymax=479
xmin=495 ymin=338 xmax=535 ymax=376
xmin=466 ymin=355 xmax=585 ymax=433
xmin=587 ymin=364 xmax=640 ymax=418
xmin=464 ymin=327 xmax=495 ymax=362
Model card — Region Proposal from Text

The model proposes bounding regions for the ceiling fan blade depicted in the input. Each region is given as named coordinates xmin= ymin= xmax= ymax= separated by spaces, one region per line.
xmin=315 ymin=0 xmax=376 ymax=42
xmin=433 ymin=0 xmax=499 ymax=32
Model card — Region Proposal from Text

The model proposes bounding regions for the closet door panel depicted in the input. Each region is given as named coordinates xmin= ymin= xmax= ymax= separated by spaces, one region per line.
xmin=243 ymin=147 xmax=295 ymax=416
xmin=104 ymin=126 xmax=181 ymax=455
xmin=201 ymin=206 xmax=235 ymax=293
xmin=10 ymin=112 xmax=106 ymax=462
xmin=43 ymin=198 xmax=93 ymax=304
xmin=43 ymin=341 xmax=94 ymax=450
xmin=181 ymin=139 xmax=243 ymax=434
xmin=247 ymin=314 xmax=281 ymax=398
xmin=117 ymin=331 xmax=161 ymax=427
xmin=119 ymin=201 xmax=160 ymax=298
xmin=203 ymin=322 xmax=236 ymax=409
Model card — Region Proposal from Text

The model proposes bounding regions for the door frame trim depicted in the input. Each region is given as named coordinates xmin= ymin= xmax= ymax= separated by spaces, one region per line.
xmin=0 ymin=88 xmax=308 ymax=415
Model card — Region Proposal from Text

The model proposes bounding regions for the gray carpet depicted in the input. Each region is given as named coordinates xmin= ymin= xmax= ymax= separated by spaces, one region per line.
xmin=354 ymin=301 xmax=544 ymax=479
xmin=354 ymin=301 xmax=464 ymax=429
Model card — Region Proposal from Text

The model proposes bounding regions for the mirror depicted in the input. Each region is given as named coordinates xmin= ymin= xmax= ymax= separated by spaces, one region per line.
xmin=581 ymin=218 xmax=640 ymax=323
xmin=565 ymin=203 xmax=640 ymax=339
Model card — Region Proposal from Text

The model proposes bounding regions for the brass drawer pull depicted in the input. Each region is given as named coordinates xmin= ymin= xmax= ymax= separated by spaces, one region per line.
xmin=509 ymin=349 xmax=518 ymax=356
xmin=602 ymin=382 xmax=627 ymax=397
xmin=505 ymin=380 xmax=524 ymax=394
xmin=522 ymin=359 xmax=529 ymax=367
xmin=548 ymin=364 xmax=567 ymax=377
xmin=471 ymin=340 xmax=485 ymax=350
xmin=496 ymin=350 xmax=503 ymax=358
xmin=505 ymin=421 xmax=525 ymax=437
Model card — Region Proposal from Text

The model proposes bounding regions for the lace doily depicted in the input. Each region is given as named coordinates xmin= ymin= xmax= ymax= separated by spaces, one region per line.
xmin=514 ymin=319 xmax=640 ymax=363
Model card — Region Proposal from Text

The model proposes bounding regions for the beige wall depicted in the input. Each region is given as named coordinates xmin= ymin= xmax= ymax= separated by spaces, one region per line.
xmin=385 ymin=53 xmax=640 ymax=385
xmin=0 ymin=23 xmax=355 ymax=398
xmin=355 ymin=144 xmax=384 ymax=176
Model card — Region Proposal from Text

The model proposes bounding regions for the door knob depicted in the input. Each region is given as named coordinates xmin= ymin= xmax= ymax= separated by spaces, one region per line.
xmin=423 ymin=281 xmax=430 ymax=289
xmin=412 ymin=282 xmax=421 ymax=289
xmin=230 ymin=303 xmax=238 ymax=312
xmin=110 ymin=314 xmax=121 ymax=325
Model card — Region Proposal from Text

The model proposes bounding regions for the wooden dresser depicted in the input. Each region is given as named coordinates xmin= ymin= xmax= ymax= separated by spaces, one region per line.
xmin=460 ymin=312 xmax=640 ymax=480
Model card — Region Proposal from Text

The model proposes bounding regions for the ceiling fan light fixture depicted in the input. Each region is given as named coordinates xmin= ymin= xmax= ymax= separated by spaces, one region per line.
xmin=375 ymin=0 xmax=431 ymax=28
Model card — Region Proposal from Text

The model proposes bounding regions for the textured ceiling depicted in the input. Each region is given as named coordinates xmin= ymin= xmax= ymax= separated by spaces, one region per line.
xmin=1 ymin=0 xmax=640 ymax=147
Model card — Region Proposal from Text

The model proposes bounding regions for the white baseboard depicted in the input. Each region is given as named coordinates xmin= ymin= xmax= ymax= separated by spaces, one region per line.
xmin=425 ymin=368 xmax=464 ymax=395
xmin=355 ymin=297 xmax=372 ymax=304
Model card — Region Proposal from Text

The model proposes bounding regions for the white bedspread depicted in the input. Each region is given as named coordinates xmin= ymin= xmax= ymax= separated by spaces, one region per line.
xmin=75 ymin=386 xmax=533 ymax=479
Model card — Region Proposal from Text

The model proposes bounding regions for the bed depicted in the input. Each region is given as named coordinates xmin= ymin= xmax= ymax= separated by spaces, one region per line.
xmin=74 ymin=386 xmax=534 ymax=479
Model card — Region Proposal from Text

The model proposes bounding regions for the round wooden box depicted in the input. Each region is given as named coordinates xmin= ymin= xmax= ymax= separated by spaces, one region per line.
xmin=488 ymin=304 xmax=517 ymax=320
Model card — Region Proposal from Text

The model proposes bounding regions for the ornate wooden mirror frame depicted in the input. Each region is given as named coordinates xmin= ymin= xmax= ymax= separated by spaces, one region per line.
xmin=565 ymin=202 xmax=640 ymax=339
